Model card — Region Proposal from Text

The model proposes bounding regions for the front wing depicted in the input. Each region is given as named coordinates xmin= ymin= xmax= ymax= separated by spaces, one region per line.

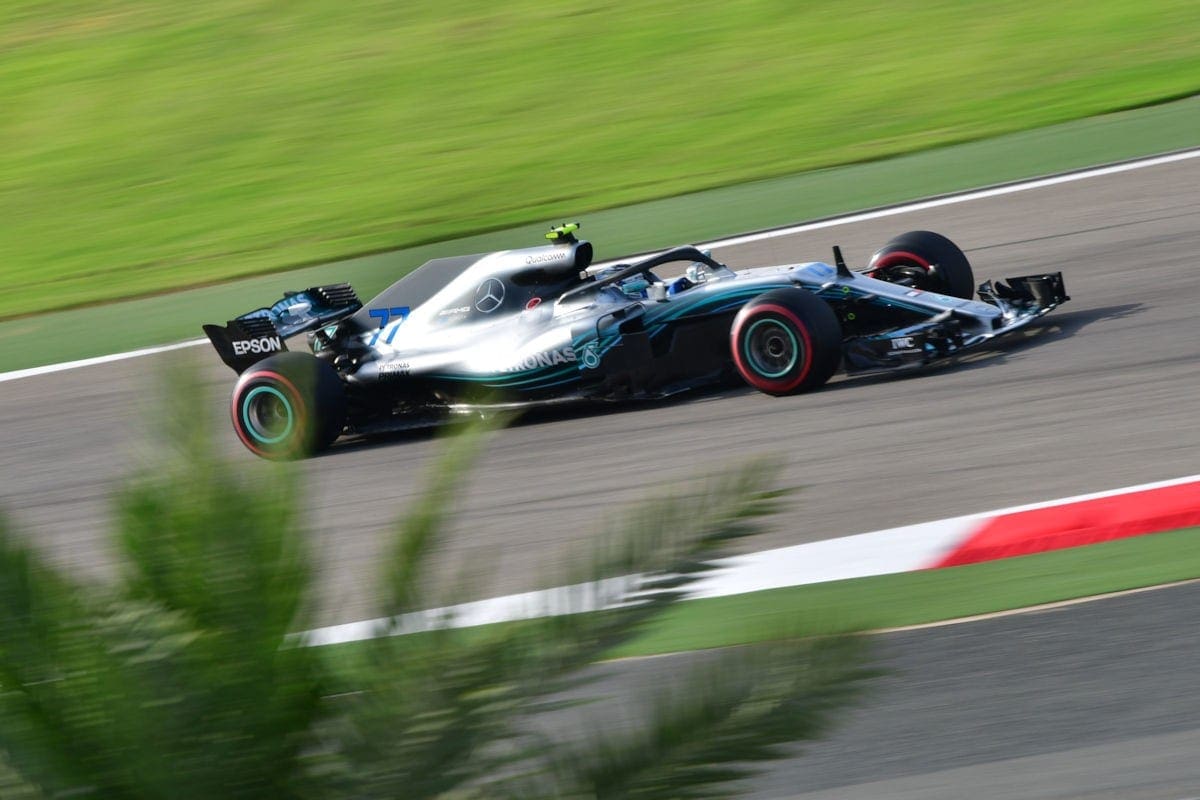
xmin=843 ymin=271 xmax=1068 ymax=372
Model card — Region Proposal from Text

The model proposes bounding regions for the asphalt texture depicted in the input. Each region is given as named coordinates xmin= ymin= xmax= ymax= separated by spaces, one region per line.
xmin=2 ymin=158 xmax=1199 ymax=797
xmin=4 ymin=157 xmax=1198 ymax=622
xmin=568 ymin=581 xmax=1200 ymax=800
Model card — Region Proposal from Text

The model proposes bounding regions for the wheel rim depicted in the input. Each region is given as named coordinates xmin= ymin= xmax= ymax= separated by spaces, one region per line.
xmin=743 ymin=318 xmax=800 ymax=378
xmin=871 ymin=251 xmax=943 ymax=293
xmin=876 ymin=263 xmax=940 ymax=291
xmin=242 ymin=385 xmax=294 ymax=444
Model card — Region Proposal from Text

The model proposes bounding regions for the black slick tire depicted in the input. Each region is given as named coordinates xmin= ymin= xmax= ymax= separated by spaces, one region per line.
xmin=730 ymin=288 xmax=841 ymax=396
xmin=867 ymin=230 xmax=975 ymax=299
xmin=230 ymin=352 xmax=346 ymax=460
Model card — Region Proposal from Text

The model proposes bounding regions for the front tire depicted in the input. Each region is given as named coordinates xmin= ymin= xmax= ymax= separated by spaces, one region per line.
xmin=867 ymin=230 xmax=974 ymax=299
xmin=231 ymin=352 xmax=346 ymax=460
xmin=730 ymin=288 xmax=842 ymax=396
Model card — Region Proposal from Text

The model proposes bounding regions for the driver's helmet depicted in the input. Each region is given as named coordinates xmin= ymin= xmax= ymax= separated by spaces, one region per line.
xmin=667 ymin=263 xmax=709 ymax=296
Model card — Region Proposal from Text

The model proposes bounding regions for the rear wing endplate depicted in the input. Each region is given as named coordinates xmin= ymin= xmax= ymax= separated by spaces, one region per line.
xmin=202 ymin=283 xmax=361 ymax=373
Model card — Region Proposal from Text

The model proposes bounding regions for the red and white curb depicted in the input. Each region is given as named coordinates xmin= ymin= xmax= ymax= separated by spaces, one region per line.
xmin=303 ymin=473 xmax=1200 ymax=646
xmin=928 ymin=477 xmax=1200 ymax=568
xmin=689 ymin=473 xmax=1200 ymax=599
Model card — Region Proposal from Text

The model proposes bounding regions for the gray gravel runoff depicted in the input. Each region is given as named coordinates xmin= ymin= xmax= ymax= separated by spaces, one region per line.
xmin=2 ymin=155 xmax=1199 ymax=796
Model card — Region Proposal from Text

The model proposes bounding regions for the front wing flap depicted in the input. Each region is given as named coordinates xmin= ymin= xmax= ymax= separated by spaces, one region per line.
xmin=844 ymin=271 xmax=1068 ymax=372
xmin=979 ymin=272 xmax=1069 ymax=309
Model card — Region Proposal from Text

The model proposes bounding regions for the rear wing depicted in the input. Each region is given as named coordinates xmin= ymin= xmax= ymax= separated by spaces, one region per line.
xmin=202 ymin=283 xmax=361 ymax=373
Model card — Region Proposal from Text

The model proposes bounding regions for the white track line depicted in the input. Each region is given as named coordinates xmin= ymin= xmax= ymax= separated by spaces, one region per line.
xmin=5 ymin=146 xmax=1199 ymax=385
xmin=699 ymin=148 xmax=1200 ymax=250
xmin=0 ymin=338 xmax=206 ymax=384
xmin=922 ymin=471 xmax=1200 ymax=519
xmin=302 ymin=472 xmax=1200 ymax=647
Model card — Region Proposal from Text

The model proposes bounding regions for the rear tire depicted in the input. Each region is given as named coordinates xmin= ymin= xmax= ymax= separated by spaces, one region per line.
xmin=231 ymin=352 xmax=346 ymax=460
xmin=730 ymin=288 xmax=841 ymax=396
xmin=867 ymin=230 xmax=974 ymax=299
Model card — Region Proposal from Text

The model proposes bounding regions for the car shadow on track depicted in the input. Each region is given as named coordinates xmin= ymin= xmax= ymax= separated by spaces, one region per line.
xmin=933 ymin=301 xmax=1144 ymax=374
xmin=323 ymin=303 xmax=1144 ymax=457
xmin=326 ymin=386 xmax=763 ymax=458
xmin=828 ymin=301 xmax=1145 ymax=389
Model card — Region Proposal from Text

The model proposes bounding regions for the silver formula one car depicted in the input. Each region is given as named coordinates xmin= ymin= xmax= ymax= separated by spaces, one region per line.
xmin=203 ymin=224 xmax=1067 ymax=459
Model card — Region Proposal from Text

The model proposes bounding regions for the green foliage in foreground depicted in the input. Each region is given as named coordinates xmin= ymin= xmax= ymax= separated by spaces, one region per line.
xmin=3 ymin=0 xmax=1199 ymax=319
xmin=0 ymin=371 xmax=873 ymax=798
xmin=317 ymin=526 xmax=1200 ymax=678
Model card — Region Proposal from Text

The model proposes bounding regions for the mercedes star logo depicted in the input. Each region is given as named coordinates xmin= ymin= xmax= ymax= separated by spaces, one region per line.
xmin=474 ymin=278 xmax=505 ymax=313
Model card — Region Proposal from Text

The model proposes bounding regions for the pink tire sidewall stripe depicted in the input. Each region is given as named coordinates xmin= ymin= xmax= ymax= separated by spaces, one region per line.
xmin=730 ymin=302 xmax=815 ymax=393
xmin=231 ymin=369 xmax=309 ymax=458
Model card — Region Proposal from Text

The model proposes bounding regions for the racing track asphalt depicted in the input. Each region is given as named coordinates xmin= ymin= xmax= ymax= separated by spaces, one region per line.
xmin=550 ymin=580 xmax=1200 ymax=800
xmin=3 ymin=156 xmax=1197 ymax=623
xmin=2 ymin=156 xmax=1199 ymax=798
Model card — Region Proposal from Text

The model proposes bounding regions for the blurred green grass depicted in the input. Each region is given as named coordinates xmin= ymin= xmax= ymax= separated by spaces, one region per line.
xmin=3 ymin=0 xmax=1198 ymax=321
xmin=3 ymin=94 xmax=1200 ymax=373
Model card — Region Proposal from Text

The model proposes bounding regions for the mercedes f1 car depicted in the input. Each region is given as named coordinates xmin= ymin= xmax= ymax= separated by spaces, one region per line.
xmin=203 ymin=224 xmax=1068 ymax=459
